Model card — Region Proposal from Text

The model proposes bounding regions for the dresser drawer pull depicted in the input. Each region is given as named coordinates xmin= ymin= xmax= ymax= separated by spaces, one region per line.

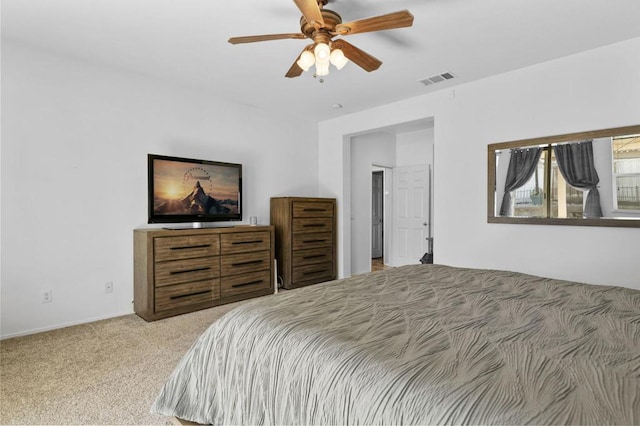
xmin=303 ymin=208 xmax=326 ymax=212
xmin=169 ymin=267 xmax=210 ymax=275
xmin=232 ymin=240 xmax=264 ymax=245
xmin=170 ymin=290 xmax=211 ymax=300
xmin=303 ymin=223 xmax=325 ymax=227
xmin=302 ymin=254 xmax=326 ymax=260
xmin=231 ymin=260 xmax=264 ymax=267
xmin=302 ymin=270 xmax=326 ymax=276
xmin=170 ymin=244 xmax=211 ymax=250
xmin=303 ymin=239 xmax=328 ymax=243
xmin=232 ymin=280 xmax=264 ymax=288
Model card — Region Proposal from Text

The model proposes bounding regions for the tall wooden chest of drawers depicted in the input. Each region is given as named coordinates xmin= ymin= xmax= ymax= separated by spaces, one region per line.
xmin=270 ymin=197 xmax=337 ymax=289
xmin=134 ymin=226 xmax=274 ymax=321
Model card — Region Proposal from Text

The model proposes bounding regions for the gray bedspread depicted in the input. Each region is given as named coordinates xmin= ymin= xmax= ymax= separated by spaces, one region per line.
xmin=152 ymin=264 xmax=640 ymax=425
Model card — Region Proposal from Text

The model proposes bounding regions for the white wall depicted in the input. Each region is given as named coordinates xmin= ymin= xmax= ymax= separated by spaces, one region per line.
xmin=1 ymin=41 xmax=318 ymax=338
xmin=350 ymin=132 xmax=395 ymax=275
xmin=319 ymin=37 xmax=640 ymax=290
xmin=396 ymin=128 xmax=433 ymax=167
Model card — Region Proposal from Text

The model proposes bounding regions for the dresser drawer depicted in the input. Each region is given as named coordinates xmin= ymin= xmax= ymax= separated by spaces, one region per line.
xmin=221 ymin=250 xmax=271 ymax=276
xmin=292 ymin=262 xmax=334 ymax=285
xmin=155 ymin=257 xmax=220 ymax=287
xmin=292 ymin=247 xmax=333 ymax=266
xmin=154 ymin=235 xmax=220 ymax=262
xmin=155 ymin=279 xmax=220 ymax=313
xmin=292 ymin=217 xmax=334 ymax=234
xmin=221 ymin=231 xmax=271 ymax=254
xmin=292 ymin=201 xmax=334 ymax=218
xmin=292 ymin=232 xmax=333 ymax=250
xmin=220 ymin=270 xmax=272 ymax=298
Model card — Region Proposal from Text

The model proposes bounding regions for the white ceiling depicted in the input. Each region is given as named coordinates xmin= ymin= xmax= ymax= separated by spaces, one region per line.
xmin=3 ymin=0 xmax=640 ymax=123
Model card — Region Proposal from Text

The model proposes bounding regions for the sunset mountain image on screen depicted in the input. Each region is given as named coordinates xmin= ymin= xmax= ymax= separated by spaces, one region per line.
xmin=153 ymin=159 xmax=239 ymax=216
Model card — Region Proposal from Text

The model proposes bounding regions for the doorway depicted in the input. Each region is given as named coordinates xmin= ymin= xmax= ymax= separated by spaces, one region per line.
xmin=371 ymin=170 xmax=385 ymax=271
xmin=347 ymin=118 xmax=434 ymax=277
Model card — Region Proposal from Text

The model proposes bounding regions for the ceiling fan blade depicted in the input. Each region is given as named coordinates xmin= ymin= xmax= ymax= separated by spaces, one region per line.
xmin=293 ymin=0 xmax=325 ymax=28
xmin=332 ymin=39 xmax=382 ymax=72
xmin=285 ymin=61 xmax=304 ymax=78
xmin=335 ymin=10 xmax=414 ymax=35
xmin=228 ymin=33 xmax=307 ymax=44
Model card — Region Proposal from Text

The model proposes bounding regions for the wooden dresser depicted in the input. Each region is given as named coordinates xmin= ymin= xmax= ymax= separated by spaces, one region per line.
xmin=134 ymin=226 xmax=274 ymax=321
xmin=270 ymin=197 xmax=337 ymax=289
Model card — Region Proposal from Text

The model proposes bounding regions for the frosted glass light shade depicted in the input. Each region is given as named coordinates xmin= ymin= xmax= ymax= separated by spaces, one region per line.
xmin=330 ymin=49 xmax=348 ymax=70
xmin=315 ymin=60 xmax=330 ymax=76
xmin=296 ymin=51 xmax=315 ymax=71
xmin=314 ymin=43 xmax=331 ymax=62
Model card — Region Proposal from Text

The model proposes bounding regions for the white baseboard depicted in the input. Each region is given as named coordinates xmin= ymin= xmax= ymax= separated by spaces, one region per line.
xmin=0 ymin=310 xmax=134 ymax=340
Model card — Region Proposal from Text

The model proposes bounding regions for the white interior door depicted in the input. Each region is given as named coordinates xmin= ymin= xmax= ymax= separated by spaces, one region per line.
xmin=392 ymin=164 xmax=430 ymax=266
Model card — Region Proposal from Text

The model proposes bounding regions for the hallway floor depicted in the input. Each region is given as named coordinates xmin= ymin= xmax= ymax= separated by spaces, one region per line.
xmin=371 ymin=257 xmax=390 ymax=272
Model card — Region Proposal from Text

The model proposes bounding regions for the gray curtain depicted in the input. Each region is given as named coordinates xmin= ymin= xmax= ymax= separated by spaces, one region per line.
xmin=499 ymin=147 xmax=543 ymax=216
xmin=553 ymin=140 xmax=603 ymax=218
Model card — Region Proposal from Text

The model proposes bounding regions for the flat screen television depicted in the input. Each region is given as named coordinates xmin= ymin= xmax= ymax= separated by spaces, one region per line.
xmin=148 ymin=154 xmax=242 ymax=225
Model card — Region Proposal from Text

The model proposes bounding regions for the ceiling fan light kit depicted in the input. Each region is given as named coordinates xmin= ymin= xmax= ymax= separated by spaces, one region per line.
xmin=295 ymin=42 xmax=348 ymax=77
xmin=228 ymin=0 xmax=414 ymax=79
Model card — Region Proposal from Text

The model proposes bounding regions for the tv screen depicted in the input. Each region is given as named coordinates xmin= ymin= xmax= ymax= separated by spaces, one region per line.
xmin=148 ymin=154 xmax=242 ymax=224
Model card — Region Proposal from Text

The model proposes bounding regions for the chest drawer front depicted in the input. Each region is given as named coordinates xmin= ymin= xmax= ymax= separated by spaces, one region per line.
xmin=155 ymin=257 xmax=220 ymax=287
xmin=221 ymin=231 xmax=271 ymax=254
xmin=292 ymin=201 xmax=334 ymax=218
xmin=221 ymin=251 xmax=271 ymax=277
xmin=292 ymin=247 xmax=333 ymax=266
xmin=155 ymin=279 xmax=220 ymax=313
xmin=220 ymin=270 xmax=272 ymax=298
xmin=292 ymin=262 xmax=335 ymax=285
xmin=154 ymin=235 xmax=220 ymax=262
xmin=292 ymin=217 xmax=334 ymax=234
xmin=292 ymin=232 xmax=333 ymax=250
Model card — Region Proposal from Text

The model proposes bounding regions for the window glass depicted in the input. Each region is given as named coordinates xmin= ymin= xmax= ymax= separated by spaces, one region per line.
xmin=512 ymin=151 xmax=547 ymax=218
xmin=550 ymin=149 xmax=584 ymax=218
xmin=612 ymin=135 xmax=640 ymax=210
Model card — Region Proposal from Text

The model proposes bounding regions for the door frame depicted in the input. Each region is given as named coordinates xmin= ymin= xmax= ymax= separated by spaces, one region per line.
xmin=337 ymin=117 xmax=435 ymax=278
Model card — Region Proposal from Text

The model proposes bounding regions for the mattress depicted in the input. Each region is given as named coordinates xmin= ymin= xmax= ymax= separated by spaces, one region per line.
xmin=152 ymin=264 xmax=640 ymax=425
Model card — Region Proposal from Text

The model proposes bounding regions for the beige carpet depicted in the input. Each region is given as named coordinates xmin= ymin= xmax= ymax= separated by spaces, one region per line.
xmin=0 ymin=298 xmax=257 ymax=425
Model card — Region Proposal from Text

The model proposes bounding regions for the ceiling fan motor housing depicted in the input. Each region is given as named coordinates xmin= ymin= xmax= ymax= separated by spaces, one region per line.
xmin=300 ymin=9 xmax=342 ymax=39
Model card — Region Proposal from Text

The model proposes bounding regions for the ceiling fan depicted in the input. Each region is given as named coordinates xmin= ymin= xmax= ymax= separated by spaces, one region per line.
xmin=228 ymin=0 xmax=414 ymax=78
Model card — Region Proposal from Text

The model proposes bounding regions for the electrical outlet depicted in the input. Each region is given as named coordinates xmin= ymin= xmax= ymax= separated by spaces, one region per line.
xmin=105 ymin=281 xmax=113 ymax=294
xmin=42 ymin=290 xmax=52 ymax=303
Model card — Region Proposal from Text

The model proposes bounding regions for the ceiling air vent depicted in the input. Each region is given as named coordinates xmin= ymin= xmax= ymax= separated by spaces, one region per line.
xmin=419 ymin=72 xmax=456 ymax=87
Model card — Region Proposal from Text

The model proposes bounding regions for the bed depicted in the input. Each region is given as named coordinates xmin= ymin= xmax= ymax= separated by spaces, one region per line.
xmin=152 ymin=264 xmax=640 ymax=425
